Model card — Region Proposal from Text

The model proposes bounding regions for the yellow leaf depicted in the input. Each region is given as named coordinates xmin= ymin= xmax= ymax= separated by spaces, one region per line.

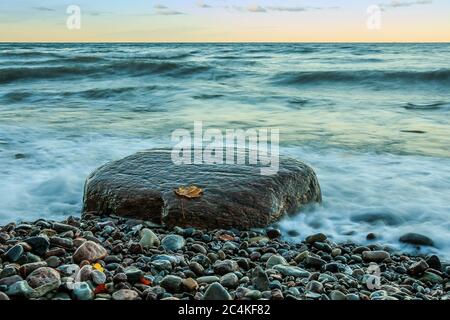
xmin=174 ymin=185 xmax=203 ymax=199
xmin=92 ymin=262 xmax=104 ymax=273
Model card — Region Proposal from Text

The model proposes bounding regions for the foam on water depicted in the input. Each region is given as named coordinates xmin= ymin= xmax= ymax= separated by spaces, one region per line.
xmin=280 ymin=147 xmax=450 ymax=259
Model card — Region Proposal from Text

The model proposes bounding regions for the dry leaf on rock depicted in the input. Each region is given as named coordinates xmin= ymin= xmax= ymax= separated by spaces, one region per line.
xmin=174 ymin=185 xmax=203 ymax=199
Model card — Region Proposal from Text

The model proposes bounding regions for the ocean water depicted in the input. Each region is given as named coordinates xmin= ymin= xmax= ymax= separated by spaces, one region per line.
xmin=0 ymin=43 xmax=449 ymax=257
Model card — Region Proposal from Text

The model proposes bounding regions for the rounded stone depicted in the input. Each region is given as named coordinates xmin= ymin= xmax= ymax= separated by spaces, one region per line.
xmin=82 ymin=149 xmax=322 ymax=229
xmin=5 ymin=244 xmax=24 ymax=262
xmin=399 ymin=233 xmax=434 ymax=247
xmin=161 ymin=235 xmax=185 ymax=251
xmin=72 ymin=241 xmax=107 ymax=264
xmin=112 ymin=289 xmax=139 ymax=300
xmin=203 ymin=282 xmax=232 ymax=300
xmin=266 ymin=255 xmax=288 ymax=269
xmin=160 ymin=275 xmax=183 ymax=293
xmin=73 ymin=282 xmax=94 ymax=300
xmin=139 ymin=228 xmax=160 ymax=248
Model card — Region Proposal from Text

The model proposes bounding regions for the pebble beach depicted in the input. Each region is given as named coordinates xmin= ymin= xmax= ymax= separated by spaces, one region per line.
xmin=1 ymin=213 xmax=449 ymax=301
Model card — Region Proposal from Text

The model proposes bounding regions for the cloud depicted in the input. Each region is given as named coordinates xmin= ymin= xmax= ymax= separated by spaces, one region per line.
xmin=154 ymin=4 xmax=184 ymax=15
xmin=196 ymin=1 xmax=211 ymax=8
xmin=219 ymin=4 xmax=339 ymax=13
xmin=380 ymin=0 xmax=433 ymax=10
xmin=33 ymin=7 xmax=55 ymax=12
xmin=247 ymin=5 xmax=266 ymax=13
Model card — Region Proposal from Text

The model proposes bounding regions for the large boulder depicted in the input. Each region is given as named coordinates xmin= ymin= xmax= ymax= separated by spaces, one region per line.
xmin=82 ymin=149 xmax=321 ymax=229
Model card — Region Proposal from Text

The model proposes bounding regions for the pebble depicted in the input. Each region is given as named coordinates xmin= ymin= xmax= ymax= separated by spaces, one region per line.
xmin=5 ymin=244 xmax=24 ymax=262
xmin=251 ymin=266 xmax=270 ymax=291
xmin=305 ymin=233 xmax=327 ymax=244
xmin=220 ymin=273 xmax=239 ymax=288
xmin=425 ymin=255 xmax=441 ymax=271
xmin=203 ymin=282 xmax=232 ymax=300
xmin=306 ymin=280 xmax=323 ymax=293
xmin=72 ymin=282 xmax=94 ymax=300
xmin=139 ymin=228 xmax=160 ymax=248
xmin=408 ymin=260 xmax=429 ymax=276
xmin=124 ymin=266 xmax=144 ymax=282
xmin=266 ymin=228 xmax=282 ymax=239
xmin=399 ymin=233 xmax=434 ymax=247
xmin=329 ymin=290 xmax=346 ymax=300
xmin=213 ymin=260 xmax=238 ymax=275
xmin=197 ymin=276 xmax=220 ymax=284
xmin=191 ymin=243 xmax=208 ymax=254
xmin=182 ymin=278 xmax=199 ymax=292
xmin=273 ymin=265 xmax=310 ymax=278
xmin=161 ymin=234 xmax=185 ymax=251
xmin=91 ymin=270 xmax=107 ymax=285
xmin=304 ymin=256 xmax=326 ymax=268
xmin=160 ymin=275 xmax=183 ymax=293
xmin=112 ymin=289 xmax=139 ymax=300
xmin=6 ymin=280 xmax=34 ymax=298
xmin=266 ymin=255 xmax=288 ymax=269
xmin=24 ymin=236 xmax=50 ymax=256
xmin=0 ymin=292 xmax=10 ymax=300
xmin=72 ymin=241 xmax=107 ymax=263
xmin=362 ymin=250 xmax=390 ymax=262
xmin=26 ymin=267 xmax=61 ymax=295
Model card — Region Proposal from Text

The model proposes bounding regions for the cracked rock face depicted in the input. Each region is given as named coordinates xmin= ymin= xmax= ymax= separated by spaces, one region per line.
xmin=82 ymin=149 xmax=321 ymax=230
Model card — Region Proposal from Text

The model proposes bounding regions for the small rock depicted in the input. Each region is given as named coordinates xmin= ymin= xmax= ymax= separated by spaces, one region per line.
xmin=182 ymin=278 xmax=199 ymax=292
xmin=306 ymin=280 xmax=323 ymax=293
xmin=4 ymin=244 xmax=24 ymax=262
xmin=91 ymin=270 xmax=106 ymax=285
xmin=399 ymin=233 xmax=434 ymax=247
xmin=273 ymin=265 xmax=310 ymax=278
xmin=191 ymin=243 xmax=208 ymax=254
xmin=24 ymin=236 xmax=50 ymax=256
xmin=73 ymin=282 xmax=94 ymax=300
xmin=266 ymin=228 xmax=281 ymax=239
xmin=6 ymin=280 xmax=34 ymax=298
xmin=329 ymin=290 xmax=346 ymax=300
xmin=0 ymin=292 xmax=10 ymax=300
xmin=420 ymin=271 xmax=443 ymax=284
xmin=362 ymin=250 xmax=390 ymax=262
xmin=139 ymin=228 xmax=160 ymax=248
xmin=366 ymin=233 xmax=377 ymax=240
xmin=112 ymin=289 xmax=139 ymax=300
xmin=251 ymin=266 xmax=270 ymax=291
xmin=160 ymin=275 xmax=183 ymax=293
xmin=305 ymin=233 xmax=327 ymax=244
xmin=203 ymin=282 xmax=232 ymax=300
xmin=161 ymin=234 xmax=185 ymax=251
xmin=213 ymin=260 xmax=238 ymax=275
xmin=266 ymin=255 xmax=288 ymax=269
xmin=220 ymin=273 xmax=239 ymax=289
xmin=197 ymin=276 xmax=220 ymax=284
xmin=408 ymin=260 xmax=429 ymax=276
xmin=26 ymin=267 xmax=61 ymax=296
xmin=425 ymin=255 xmax=441 ymax=271
xmin=72 ymin=241 xmax=107 ymax=264
xmin=124 ymin=266 xmax=144 ymax=283
xmin=304 ymin=256 xmax=326 ymax=268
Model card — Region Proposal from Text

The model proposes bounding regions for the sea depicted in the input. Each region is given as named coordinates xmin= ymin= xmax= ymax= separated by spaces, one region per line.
xmin=0 ymin=43 xmax=449 ymax=258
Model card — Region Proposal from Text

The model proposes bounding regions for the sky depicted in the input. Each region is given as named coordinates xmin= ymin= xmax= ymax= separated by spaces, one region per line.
xmin=0 ymin=0 xmax=449 ymax=42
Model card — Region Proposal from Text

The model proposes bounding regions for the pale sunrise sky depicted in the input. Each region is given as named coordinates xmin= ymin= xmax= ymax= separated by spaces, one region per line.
xmin=0 ymin=0 xmax=449 ymax=42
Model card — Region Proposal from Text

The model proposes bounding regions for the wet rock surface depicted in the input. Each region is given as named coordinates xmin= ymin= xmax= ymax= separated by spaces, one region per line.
xmin=83 ymin=149 xmax=322 ymax=230
xmin=0 ymin=214 xmax=449 ymax=300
